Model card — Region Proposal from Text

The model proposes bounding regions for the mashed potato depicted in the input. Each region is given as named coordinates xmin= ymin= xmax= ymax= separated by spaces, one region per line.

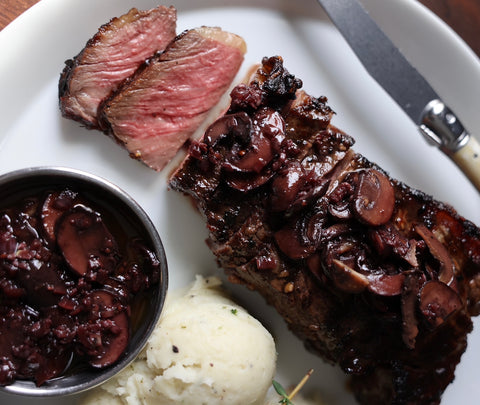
xmin=81 ymin=276 xmax=276 ymax=405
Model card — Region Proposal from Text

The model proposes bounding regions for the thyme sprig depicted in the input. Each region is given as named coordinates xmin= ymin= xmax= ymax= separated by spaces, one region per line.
xmin=272 ymin=380 xmax=292 ymax=405
xmin=273 ymin=369 xmax=314 ymax=404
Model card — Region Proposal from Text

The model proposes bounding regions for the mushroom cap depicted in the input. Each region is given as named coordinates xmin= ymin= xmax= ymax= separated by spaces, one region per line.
xmin=352 ymin=169 xmax=395 ymax=226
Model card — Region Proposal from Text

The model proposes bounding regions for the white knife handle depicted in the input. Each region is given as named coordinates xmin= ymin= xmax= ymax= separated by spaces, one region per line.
xmin=451 ymin=136 xmax=480 ymax=192
xmin=419 ymin=99 xmax=480 ymax=193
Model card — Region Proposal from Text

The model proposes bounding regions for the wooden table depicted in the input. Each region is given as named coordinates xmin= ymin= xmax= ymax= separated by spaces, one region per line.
xmin=1 ymin=0 xmax=480 ymax=58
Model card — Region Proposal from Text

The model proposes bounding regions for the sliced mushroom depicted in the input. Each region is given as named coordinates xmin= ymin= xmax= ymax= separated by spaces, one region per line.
xmin=206 ymin=111 xmax=275 ymax=174
xmin=222 ymin=128 xmax=273 ymax=174
xmin=324 ymin=148 xmax=356 ymax=196
xmin=274 ymin=210 xmax=319 ymax=259
xmin=305 ymin=210 xmax=328 ymax=247
xmin=330 ymin=259 xmax=369 ymax=293
xmin=41 ymin=190 xmax=78 ymax=245
xmin=306 ymin=253 xmax=326 ymax=284
xmin=366 ymin=273 xmax=405 ymax=296
xmin=404 ymin=240 xmax=419 ymax=268
xmin=369 ymin=224 xmax=418 ymax=267
xmin=415 ymin=224 xmax=455 ymax=287
xmin=328 ymin=202 xmax=352 ymax=220
xmin=16 ymin=261 xmax=67 ymax=307
xmin=270 ymin=160 xmax=306 ymax=212
xmin=253 ymin=107 xmax=286 ymax=151
xmin=400 ymin=272 xmax=423 ymax=349
xmin=204 ymin=112 xmax=251 ymax=148
xmin=274 ymin=223 xmax=315 ymax=260
xmin=351 ymin=169 xmax=395 ymax=226
xmin=225 ymin=169 xmax=274 ymax=192
xmin=82 ymin=290 xmax=129 ymax=368
xmin=321 ymin=223 xmax=352 ymax=242
xmin=327 ymin=181 xmax=353 ymax=220
xmin=56 ymin=205 xmax=119 ymax=277
xmin=419 ymin=280 xmax=462 ymax=327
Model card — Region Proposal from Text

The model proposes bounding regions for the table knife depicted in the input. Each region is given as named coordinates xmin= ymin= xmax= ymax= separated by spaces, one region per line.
xmin=316 ymin=0 xmax=480 ymax=192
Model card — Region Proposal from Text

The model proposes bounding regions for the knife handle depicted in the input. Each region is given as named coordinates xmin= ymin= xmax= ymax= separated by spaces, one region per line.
xmin=451 ymin=136 xmax=480 ymax=192
xmin=419 ymin=99 xmax=480 ymax=193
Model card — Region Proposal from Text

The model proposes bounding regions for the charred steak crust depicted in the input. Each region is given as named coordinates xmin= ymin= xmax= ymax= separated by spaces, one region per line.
xmin=169 ymin=56 xmax=480 ymax=404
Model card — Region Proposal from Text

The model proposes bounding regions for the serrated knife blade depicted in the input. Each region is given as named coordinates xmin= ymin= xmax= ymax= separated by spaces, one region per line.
xmin=316 ymin=0 xmax=480 ymax=192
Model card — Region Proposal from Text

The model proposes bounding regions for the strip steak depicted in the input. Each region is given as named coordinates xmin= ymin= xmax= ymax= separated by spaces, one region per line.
xmin=99 ymin=27 xmax=246 ymax=171
xmin=169 ymin=56 xmax=480 ymax=404
xmin=59 ymin=6 xmax=177 ymax=129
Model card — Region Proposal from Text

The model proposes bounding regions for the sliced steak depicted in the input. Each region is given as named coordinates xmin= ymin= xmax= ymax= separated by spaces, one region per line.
xmin=99 ymin=27 xmax=246 ymax=171
xmin=169 ymin=56 xmax=480 ymax=404
xmin=59 ymin=6 xmax=177 ymax=129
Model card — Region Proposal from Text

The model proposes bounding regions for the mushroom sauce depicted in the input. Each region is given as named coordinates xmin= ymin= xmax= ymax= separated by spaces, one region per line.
xmin=0 ymin=187 xmax=161 ymax=386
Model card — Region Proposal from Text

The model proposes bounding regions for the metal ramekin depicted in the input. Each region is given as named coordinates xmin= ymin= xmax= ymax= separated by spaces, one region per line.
xmin=0 ymin=166 xmax=168 ymax=397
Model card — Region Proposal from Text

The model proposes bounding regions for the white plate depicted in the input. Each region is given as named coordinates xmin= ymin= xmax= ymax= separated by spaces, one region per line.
xmin=1 ymin=0 xmax=480 ymax=404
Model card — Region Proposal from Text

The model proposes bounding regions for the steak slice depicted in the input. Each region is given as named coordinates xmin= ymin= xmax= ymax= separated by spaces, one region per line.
xmin=99 ymin=27 xmax=246 ymax=171
xmin=59 ymin=6 xmax=177 ymax=129
xmin=169 ymin=56 xmax=480 ymax=404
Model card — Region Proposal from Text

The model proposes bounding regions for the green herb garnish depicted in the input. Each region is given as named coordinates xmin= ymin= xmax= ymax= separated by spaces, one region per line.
xmin=273 ymin=380 xmax=293 ymax=404
xmin=273 ymin=369 xmax=314 ymax=405
xmin=231 ymin=308 xmax=238 ymax=315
